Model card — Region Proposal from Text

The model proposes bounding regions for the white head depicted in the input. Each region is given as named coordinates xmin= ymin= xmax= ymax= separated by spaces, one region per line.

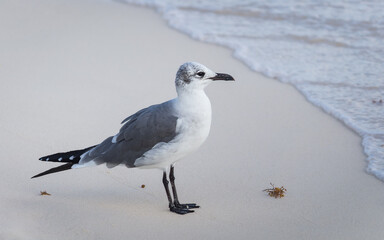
xmin=175 ymin=62 xmax=234 ymax=94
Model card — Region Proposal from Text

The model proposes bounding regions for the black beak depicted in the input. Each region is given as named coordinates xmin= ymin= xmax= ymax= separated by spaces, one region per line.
xmin=209 ymin=73 xmax=235 ymax=81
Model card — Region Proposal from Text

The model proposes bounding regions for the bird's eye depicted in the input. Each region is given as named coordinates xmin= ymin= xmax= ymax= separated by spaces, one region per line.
xmin=197 ymin=72 xmax=205 ymax=77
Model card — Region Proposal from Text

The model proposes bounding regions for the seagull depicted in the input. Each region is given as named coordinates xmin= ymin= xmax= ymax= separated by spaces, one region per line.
xmin=32 ymin=62 xmax=234 ymax=214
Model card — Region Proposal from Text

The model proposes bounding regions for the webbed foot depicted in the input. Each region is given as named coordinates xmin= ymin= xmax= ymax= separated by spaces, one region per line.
xmin=169 ymin=203 xmax=199 ymax=214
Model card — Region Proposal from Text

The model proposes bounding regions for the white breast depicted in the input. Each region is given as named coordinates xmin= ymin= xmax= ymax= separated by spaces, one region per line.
xmin=134 ymin=90 xmax=212 ymax=170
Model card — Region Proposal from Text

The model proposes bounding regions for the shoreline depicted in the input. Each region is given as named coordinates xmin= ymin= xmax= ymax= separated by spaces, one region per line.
xmin=1 ymin=0 xmax=384 ymax=239
xmin=119 ymin=0 xmax=383 ymax=183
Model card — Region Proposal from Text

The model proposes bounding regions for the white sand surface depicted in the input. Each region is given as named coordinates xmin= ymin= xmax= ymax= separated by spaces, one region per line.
xmin=1 ymin=0 xmax=384 ymax=239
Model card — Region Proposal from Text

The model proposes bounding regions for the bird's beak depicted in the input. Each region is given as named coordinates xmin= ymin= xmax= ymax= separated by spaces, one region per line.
xmin=208 ymin=73 xmax=235 ymax=81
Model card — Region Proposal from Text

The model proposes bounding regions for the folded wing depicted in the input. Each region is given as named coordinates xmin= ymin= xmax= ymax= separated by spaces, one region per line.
xmin=76 ymin=101 xmax=178 ymax=168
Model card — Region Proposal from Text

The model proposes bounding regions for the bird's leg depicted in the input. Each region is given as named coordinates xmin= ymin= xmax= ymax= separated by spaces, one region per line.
xmin=162 ymin=171 xmax=173 ymax=207
xmin=169 ymin=165 xmax=199 ymax=210
xmin=162 ymin=170 xmax=193 ymax=215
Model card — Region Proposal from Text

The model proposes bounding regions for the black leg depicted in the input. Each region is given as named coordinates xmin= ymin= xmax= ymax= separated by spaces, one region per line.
xmin=170 ymin=165 xmax=199 ymax=210
xmin=162 ymin=170 xmax=193 ymax=215
xmin=162 ymin=171 xmax=173 ymax=207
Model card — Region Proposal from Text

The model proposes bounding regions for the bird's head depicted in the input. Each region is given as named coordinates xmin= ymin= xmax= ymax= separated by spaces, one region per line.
xmin=175 ymin=62 xmax=234 ymax=92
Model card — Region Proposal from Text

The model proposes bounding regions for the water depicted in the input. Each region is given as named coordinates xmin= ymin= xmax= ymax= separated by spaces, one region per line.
xmin=118 ymin=0 xmax=384 ymax=181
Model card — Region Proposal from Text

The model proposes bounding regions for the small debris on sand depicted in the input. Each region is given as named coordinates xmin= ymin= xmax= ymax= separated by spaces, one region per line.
xmin=40 ymin=191 xmax=51 ymax=196
xmin=263 ymin=183 xmax=287 ymax=198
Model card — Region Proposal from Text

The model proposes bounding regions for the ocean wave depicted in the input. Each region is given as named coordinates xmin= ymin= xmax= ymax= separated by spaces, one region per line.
xmin=117 ymin=0 xmax=384 ymax=181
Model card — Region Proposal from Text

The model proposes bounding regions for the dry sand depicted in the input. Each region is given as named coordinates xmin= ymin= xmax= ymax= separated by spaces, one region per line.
xmin=1 ymin=0 xmax=384 ymax=239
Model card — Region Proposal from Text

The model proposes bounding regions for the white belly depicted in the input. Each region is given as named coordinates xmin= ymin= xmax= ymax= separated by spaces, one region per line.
xmin=134 ymin=93 xmax=212 ymax=170
xmin=134 ymin=116 xmax=211 ymax=170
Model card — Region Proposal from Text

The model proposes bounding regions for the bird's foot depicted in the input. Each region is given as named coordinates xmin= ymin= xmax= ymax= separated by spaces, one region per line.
xmin=175 ymin=202 xmax=200 ymax=209
xmin=169 ymin=203 xmax=199 ymax=215
xmin=170 ymin=205 xmax=194 ymax=215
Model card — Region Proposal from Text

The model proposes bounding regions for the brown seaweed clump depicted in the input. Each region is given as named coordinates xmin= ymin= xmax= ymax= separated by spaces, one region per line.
xmin=40 ymin=191 xmax=51 ymax=196
xmin=263 ymin=183 xmax=286 ymax=198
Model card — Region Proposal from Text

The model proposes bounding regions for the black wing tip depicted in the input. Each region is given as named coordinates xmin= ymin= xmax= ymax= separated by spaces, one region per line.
xmin=31 ymin=163 xmax=74 ymax=179
xmin=31 ymin=173 xmax=42 ymax=179
xmin=31 ymin=172 xmax=46 ymax=179
xmin=37 ymin=145 xmax=97 ymax=163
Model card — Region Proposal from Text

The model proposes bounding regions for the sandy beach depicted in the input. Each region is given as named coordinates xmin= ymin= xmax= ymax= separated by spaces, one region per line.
xmin=1 ymin=0 xmax=384 ymax=239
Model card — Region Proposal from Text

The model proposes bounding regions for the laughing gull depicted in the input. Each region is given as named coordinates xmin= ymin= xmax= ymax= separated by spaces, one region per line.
xmin=32 ymin=62 xmax=234 ymax=214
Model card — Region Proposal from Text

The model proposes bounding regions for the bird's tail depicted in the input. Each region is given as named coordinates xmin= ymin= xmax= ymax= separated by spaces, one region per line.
xmin=31 ymin=145 xmax=97 ymax=179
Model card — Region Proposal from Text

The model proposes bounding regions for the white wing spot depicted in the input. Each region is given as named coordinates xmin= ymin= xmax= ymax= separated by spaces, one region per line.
xmin=175 ymin=118 xmax=183 ymax=133
xmin=58 ymin=157 xmax=63 ymax=161
xmin=46 ymin=158 xmax=50 ymax=161
xmin=69 ymin=156 xmax=75 ymax=160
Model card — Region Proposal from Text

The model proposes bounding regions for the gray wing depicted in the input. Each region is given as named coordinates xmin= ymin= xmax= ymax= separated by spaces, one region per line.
xmin=78 ymin=101 xmax=178 ymax=168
